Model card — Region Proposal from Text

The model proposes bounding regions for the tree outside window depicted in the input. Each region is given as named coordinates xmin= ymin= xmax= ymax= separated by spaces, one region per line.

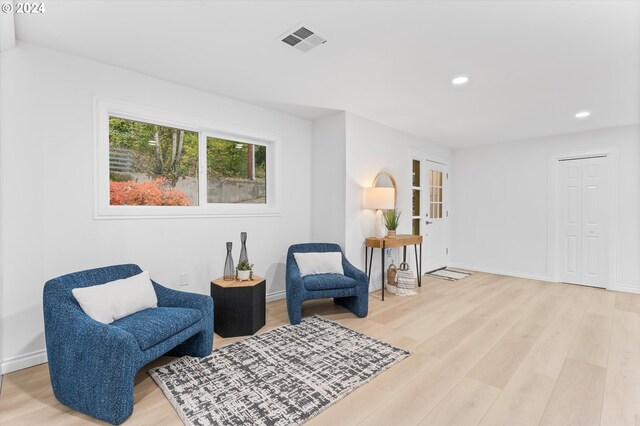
xmin=108 ymin=117 xmax=268 ymax=206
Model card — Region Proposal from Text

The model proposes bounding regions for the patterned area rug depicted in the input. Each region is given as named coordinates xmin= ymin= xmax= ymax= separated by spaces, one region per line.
xmin=149 ymin=315 xmax=410 ymax=426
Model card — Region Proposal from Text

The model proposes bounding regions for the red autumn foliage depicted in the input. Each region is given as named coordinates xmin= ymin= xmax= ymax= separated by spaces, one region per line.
xmin=110 ymin=178 xmax=191 ymax=206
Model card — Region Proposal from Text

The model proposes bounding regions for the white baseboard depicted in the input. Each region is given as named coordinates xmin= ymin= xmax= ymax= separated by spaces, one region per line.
xmin=1 ymin=349 xmax=48 ymax=374
xmin=450 ymin=263 xmax=554 ymax=282
xmin=266 ymin=290 xmax=286 ymax=303
xmin=451 ymin=263 xmax=640 ymax=295
xmin=610 ymin=284 xmax=640 ymax=294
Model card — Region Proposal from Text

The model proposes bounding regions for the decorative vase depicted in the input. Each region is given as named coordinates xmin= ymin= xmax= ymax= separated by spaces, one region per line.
xmin=237 ymin=270 xmax=251 ymax=281
xmin=239 ymin=232 xmax=249 ymax=264
xmin=223 ymin=242 xmax=235 ymax=281
xmin=387 ymin=230 xmax=397 ymax=237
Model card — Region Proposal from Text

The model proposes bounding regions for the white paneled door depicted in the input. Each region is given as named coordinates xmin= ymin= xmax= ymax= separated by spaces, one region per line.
xmin=422 ymin=161 xmax=450 ymax=272
xmin=557 ymin=156 xmax=609 ymax=288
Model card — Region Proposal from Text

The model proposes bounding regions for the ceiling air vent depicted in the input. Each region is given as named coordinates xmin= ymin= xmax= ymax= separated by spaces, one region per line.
xmin=281 ymin=25 xmax=327 ymax=53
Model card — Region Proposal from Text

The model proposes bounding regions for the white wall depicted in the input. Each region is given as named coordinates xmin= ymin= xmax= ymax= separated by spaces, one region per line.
xmin=344 ymin=113 xmax=451 ymax=289
xmin=0 ymin=42 xmax=312 ymax=372
xmin=311 ymin=113 xmax=346 ymax=245
xmin=451 ymin=124 xmax=640 ymax=292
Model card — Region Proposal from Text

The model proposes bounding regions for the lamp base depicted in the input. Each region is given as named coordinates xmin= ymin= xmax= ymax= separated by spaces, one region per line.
xmin=374 ymin=209 xmax=386 ymax=238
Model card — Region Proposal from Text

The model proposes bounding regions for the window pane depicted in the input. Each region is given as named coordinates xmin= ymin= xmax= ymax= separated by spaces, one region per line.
xmin=206 ymin=137 xmax=267 ymax=204
xmin=413 ymin=189 xmax=420 ymax=216
xmin=109 ymin=117 xmax=198 ymax=206
xmin=412 ymin=218 xmax=420 ymax=236
xmin=412 ymin=160 xmax=420 ymax=187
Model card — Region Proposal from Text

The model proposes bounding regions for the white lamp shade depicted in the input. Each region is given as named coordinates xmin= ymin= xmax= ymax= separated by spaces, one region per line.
xmin=363 ymin=187 xmax=395 ymax=210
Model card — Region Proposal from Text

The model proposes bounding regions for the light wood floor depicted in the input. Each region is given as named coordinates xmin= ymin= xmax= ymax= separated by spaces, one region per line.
xmin=2 ymin=272 xmax=640 ymax=425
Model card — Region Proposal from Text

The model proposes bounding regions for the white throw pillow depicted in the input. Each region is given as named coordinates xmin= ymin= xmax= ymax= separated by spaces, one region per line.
xmin=72 ymin=270 xmax=158 ymax=324
xmin=294 ymin=252 xmax=344 ymax=277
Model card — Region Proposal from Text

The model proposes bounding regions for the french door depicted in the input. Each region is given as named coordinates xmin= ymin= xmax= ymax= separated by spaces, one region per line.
xmin=412 ymin=158 xmax=450 ymax=273
xmin=557 ymin=156 xmax=609 ymax=288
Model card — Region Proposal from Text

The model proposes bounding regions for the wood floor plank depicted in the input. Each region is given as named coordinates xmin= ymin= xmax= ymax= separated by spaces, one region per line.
xmin=414 ymin=282 xmax=522 ymax=358
xmin=306 ymin=353 xmax=438 ymax=426
xmin=567 ymin=312 xmax=613 ymax=368
xmin=479 ymin=368 xmax=556 ymax=426
xmin=539 ymin=358 xmax=607 ymax=426
xmin=418 ymin=377 xmax=501 ymax=426
xmin=517 ymin=284 xmax=567 ymax=327
xmin=587 ymin=288 xmax=616 ymax=317
xmin=359 ymin=308 xmax=523 ymax=425
xmin=601 ymin=310 xmax=640 ymax=426
xmin=614 ymin=291 xmax=640 ymax=314
xmin=520 ymin=285 xmax=592 ymax=379
xmin=468 ymin=320 xmax=545 ymax=389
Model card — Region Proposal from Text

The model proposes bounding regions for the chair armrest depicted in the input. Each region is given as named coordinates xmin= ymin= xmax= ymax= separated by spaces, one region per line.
xmin=343 ymin=258 xmax=368 ymax=285
xmin=152 ymin=282 xmax=213 ymax=318
xmin=44 ymin=302 xmax=141 ymax=369
xmin=286 ymin=260 xmax=305 ymax=298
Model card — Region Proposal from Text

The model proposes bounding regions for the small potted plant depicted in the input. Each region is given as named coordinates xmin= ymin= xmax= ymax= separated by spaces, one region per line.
xmin=383 ymin=208 xmax=401 ymax=237
xmin=236 ymin=260 xmax=253 ymax=281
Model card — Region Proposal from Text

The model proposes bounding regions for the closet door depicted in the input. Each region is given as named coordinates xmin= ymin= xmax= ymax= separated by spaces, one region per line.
xmin=557 ymin=157 xmax=608 ymax=288
xmin=558 ymin=161 xmax=582 ymax=285
xmin=580 ymin=157 xmax=608 ymax=287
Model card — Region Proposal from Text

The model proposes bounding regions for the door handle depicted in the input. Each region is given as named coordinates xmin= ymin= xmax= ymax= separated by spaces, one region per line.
xmin=425 ymin=221 xmax=433 ymax=225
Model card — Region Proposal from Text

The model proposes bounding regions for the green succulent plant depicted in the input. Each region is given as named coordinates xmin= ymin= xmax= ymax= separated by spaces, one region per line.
xmin=236 ymin=260 xmax=254 ymax=280
xmin=237 ymin=260 xmax=253 ymax=271
xmin=383 ymin=208 xmax=401 ymax=231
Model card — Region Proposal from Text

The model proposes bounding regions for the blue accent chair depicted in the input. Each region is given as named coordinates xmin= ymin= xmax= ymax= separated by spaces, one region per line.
xmin=43 ymin=264 xmax=213 ymax=425
xmin=286 ymin=243 xmax=369 ymax=324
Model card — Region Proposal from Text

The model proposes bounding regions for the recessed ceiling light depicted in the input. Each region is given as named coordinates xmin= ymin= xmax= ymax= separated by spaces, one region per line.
xmin=575 ymin=111 xmax=591 ymax=119
xmin=452 ymin=76 xmax=469 ymax=86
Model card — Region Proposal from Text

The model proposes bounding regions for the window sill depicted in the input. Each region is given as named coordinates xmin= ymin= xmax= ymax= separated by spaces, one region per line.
xmin=94 ymin=206 xmax=282 ymax=220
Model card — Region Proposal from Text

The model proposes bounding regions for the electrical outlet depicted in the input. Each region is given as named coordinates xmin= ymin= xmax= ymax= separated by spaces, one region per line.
xmin=179 ymin=273 xmax=189 ymax=286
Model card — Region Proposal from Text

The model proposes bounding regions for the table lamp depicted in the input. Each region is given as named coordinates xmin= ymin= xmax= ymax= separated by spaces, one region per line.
xmin=364 ymin=187 xmax=395 ymax=238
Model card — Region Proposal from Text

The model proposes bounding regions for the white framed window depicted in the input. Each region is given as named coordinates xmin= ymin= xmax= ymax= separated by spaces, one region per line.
xmin=94 ymin=97 xmax=280 ymax=218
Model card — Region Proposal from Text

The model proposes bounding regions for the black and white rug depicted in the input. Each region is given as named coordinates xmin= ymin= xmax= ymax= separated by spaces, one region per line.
xmin=149 ymin=315 xmax=410 ymax=426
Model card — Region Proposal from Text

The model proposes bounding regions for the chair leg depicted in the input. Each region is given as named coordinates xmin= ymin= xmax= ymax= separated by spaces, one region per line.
xmin=168 ymin=328 xmax=213 ymax=357
xmin=287 ymin=299 xmax=303 ymax=325
xmin=335 ymin=294 xmax=368 ymax=318
xmin=52 ymin=365 xmax=135 ymax=425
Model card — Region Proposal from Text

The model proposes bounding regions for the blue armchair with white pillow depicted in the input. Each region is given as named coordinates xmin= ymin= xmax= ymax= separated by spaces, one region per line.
xmin=286 ymin=243 xmax=369 ymax=324
xmin=43 ymin=264 xmax=213 ymax=425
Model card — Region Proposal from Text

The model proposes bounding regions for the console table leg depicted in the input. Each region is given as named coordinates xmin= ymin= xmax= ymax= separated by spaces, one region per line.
xmin=414 ymin=244 xmax=421 ymax=287
xmin=419 ymin=243 xmax=423 ymax=285
xmin=364 ymin=246 xmax=368 ymax=276
xmin=381 ymin=245 xmax=385 ymax=301
xmin=368 ymin=248 xmax=373 ymax=286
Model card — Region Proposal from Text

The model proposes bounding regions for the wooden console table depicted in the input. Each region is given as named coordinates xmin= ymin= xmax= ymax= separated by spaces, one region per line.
xmin=365 ymin=235 xmax=423 ymax=301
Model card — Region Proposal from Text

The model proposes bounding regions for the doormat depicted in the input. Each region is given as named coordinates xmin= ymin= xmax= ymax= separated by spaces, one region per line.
xmin=426 ymin=268 xmax=472 ymax=281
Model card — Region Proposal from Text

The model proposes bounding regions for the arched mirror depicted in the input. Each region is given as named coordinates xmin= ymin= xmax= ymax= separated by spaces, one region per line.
xmin=372 ymin=172 xmax=398 ymax=207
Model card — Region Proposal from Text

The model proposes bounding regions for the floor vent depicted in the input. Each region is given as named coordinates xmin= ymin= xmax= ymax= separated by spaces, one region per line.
xmin=281 ymin=25 xmax=327 ymax=52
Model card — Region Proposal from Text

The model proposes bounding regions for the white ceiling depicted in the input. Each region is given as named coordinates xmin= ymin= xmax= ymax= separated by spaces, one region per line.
xmin=15 ymin=1 xmax=640 ymax=148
